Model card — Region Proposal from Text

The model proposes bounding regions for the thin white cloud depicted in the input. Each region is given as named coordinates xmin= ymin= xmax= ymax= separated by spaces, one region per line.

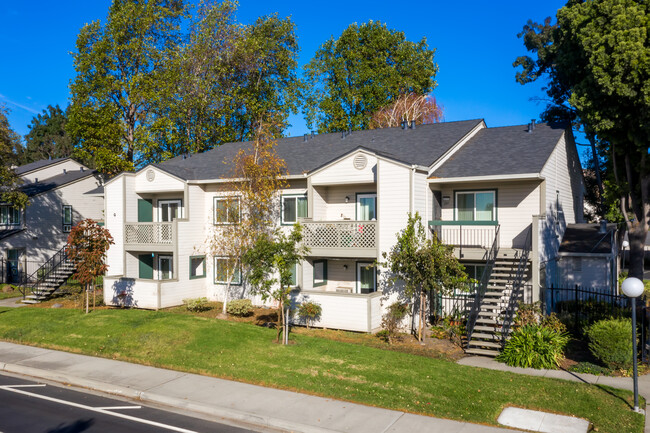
xmin=0 ymin=94 xmax=41 ymax=114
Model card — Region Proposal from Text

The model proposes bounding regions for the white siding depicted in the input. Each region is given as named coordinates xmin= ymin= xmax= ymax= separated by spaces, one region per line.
xmin=20 ymin=160 xmax=86 ymax=183
xmin=135 ymin=167 xmax=185 ymax=193
xmin=293 ymin=291 xmax=381 ymax=332
xmin=310 ymin=152 xmax=377 ymax=186
xmin=377 ymin=160 xmax=411 ymax=259
xmin=312 ymin=187 xmax=327 ymax=220
xmin=413 ymin=171 xmax=428 ymax=219
xmin=105 ymin=177 xmax=125 ymax=276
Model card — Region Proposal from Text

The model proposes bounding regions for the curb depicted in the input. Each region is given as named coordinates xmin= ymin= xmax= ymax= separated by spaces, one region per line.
xmin=0 ymin=362 xmax=342 ymax=433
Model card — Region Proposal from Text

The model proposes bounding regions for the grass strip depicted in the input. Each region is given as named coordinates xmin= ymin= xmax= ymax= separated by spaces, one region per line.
xmin=0 ymin=307 xmax=643 ymax=433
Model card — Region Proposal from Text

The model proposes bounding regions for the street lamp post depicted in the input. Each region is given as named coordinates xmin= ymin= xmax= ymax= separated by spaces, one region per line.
xmin=622 ymin=277 xmax=644 ymax=413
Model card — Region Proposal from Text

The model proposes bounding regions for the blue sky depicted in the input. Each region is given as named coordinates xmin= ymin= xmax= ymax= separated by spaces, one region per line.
xmin=0 ymin=1 xmax=573 ymax=150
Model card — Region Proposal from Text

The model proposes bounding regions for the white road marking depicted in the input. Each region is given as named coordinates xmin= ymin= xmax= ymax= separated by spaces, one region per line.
xmin=2 ymin=384 xmax=46 ymax=388
xmin=94 ymin=405 xmax=142 ymax=410
xmin=0 ymin=385 xmax=198 ymax=433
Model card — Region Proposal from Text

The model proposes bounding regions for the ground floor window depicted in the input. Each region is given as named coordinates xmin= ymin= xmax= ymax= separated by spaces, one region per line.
xmin=214 ymin=257 xmax=241 ymax=285
xmin=190 ymin=256 xmax=206 ymax=279
xmin=356 ymin=262 xmax=376 ymax=294
xmin=461 ymin=263 xmax=486 ymax=294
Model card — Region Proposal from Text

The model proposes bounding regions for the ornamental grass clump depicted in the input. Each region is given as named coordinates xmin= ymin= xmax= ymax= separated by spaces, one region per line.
xmin=586 ymin=318 xmax=633 ymax=370
xmin=496 ymin=324 xmax=569 ymax=369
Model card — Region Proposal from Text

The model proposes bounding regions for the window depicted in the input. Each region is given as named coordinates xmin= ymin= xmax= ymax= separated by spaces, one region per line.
xmin=62 ymin=205 xmax=72 ymax=232
xmin=356 ymin=193 xmax=376 ymax=221
xmin=282 ymin=195 xmax=307 ymax=224
xmin=455 ymin=191 xmax=495 ymax=221
xmin=214 ymin=197 xmax=240 ymax=224
xmin=190 ymin=256 xmax=206 ymax=279
xmin=289 ymin=263 xmax=298 ymax=287
xmin=1 ymin=205 xmax=21 ymax=226
xmin=214 ymin=257 xmax=241 ymax=285
xmin=313 ymin=260 xmax=327 ymax=287
xmin=158 ymin=199 xmax=182 ymax=222
xmin=461 ymin=263 xmax=487 ymax=294
xmin=356 ymin=262 xmax=376 ymax=294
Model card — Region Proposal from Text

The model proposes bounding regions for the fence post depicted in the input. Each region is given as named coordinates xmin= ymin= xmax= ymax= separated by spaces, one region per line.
xmin=574 ymin=285 xmax=579 ymax=335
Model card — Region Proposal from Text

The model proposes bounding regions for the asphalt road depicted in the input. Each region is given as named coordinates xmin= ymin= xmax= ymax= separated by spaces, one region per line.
xmin=0 ymin=373 xmax=257 ymax=433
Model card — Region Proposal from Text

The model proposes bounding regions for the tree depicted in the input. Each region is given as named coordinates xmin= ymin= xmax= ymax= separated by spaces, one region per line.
xmin=68 ymin=0 xmax=185 ymax=175
xmin=243 ymin=224 xmax=309 ymax=344
xmin=382 ymin=213 xmax=469 ymax=341
xmin=66 ymin=219 xmax=114 ymax=313
xmin=304 ymin=21 xmax=438 ymax=133
xmin=0 ymin=106 xmax=28 ymax=208
xmin=207 ymin=121 xmax=288 ymax=315
xmin=24 ymin=105 xmax=73 ymax=163
xmin=369 ymin=93 xmax=442 ymax=129
xmin=146 ymin=2 xmax=302 ymax=162
xmin=515 ymin=0 xmax=649 ymax=280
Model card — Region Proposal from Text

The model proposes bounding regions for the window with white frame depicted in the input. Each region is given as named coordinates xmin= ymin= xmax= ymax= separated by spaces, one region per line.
xmin=214 ymin=197 xmax=240 ymax=224
xmin=455 ymin=191 xmax=495 ymax=221
xmin=62 ymin=205 xmax=72 ymax=232
xmin=0 ymin=205 xmax=21 ymax=226
xmin=282 ymin=195 xmax=307 ymax=224
xmin=214 ymin=256 xmax=241 ymax=285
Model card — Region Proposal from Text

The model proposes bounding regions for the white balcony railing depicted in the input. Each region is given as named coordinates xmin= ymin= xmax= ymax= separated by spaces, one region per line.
xmin=301 ymin=220 xmax=377 ymax=251
xmin=125 ymin=222 xmax=174 ymax=245
xmin=429 ymin=221 xmax=499 ymax=249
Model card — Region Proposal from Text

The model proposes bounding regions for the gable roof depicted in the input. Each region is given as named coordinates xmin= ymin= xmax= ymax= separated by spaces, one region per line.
xmin=429 ymin=123 xmax=567 ymax=179
xmin=558 ymin=223 xmax=617 ymax=255
xmin=19 ymin=170 xmax=97 ymax=197
xmin=14 ymin=157 xmax=70 ymax=176
xmin=154 ymin=119 xmax=484 ymax=181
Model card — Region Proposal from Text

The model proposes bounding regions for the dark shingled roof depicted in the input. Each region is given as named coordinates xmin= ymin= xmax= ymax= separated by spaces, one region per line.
xmin=430 ymin=123 xmax=567 ymax=179
xmin=559 ymin=223 xmax=617 ymax=255
xmin=14 ymin=157 xmax=70 ymax=175
xmin=154 ymin=120 xmax=484 ymax=181
xmin=19 ymin=170 xmax=97 ymax=197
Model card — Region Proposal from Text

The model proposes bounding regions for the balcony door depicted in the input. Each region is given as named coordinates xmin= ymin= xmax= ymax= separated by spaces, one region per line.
xmin=158 ymin=255 xmax=173 ymax=280
xmin=356 ymin=194 xmax=376 ymax=221
xmin=159 ymin=200 xmax=182 ymax=222
xmin=356 ymin=262 xmax=376 ymax=294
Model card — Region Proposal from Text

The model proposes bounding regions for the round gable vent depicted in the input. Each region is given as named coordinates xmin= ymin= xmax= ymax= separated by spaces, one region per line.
xmin=353 ymin=154 xmax=367 ymax=170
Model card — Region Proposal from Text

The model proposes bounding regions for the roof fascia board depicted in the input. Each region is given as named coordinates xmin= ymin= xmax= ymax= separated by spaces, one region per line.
xmin=307 ymin=148 xmax=378 ymax=178
xmin=428 ymin=120 xmax=486 ymax=175
xmin=187 ymin=174 xmax=306 ymax=185
xmin=144 ymin=164 xmax=188 ymax=183
xmin=17 ymin=157 xmax=73 ymax=176
xmin=26 ymin=173 xmax=97 ymax=198
xmin=428 ymin=173 xmax=543 ymax=184
xmin=104 ymin=171 xmax=136 ymax=187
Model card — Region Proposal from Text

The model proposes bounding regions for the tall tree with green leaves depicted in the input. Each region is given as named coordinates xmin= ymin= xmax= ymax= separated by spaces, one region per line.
xmin=515 ymin=0 xmax=649 ymax=280
xmin=0 ymin=107 xmax=28 ymax=208
xmin=24 ymin=105 xmax=73 ymax=163
xmin=68 ymin=0 xmax=185 ymax=175
xmin=304 ymin=21 xmax=438 ymax=133
xmin=382 ymin=213 xmax=469 ymax=341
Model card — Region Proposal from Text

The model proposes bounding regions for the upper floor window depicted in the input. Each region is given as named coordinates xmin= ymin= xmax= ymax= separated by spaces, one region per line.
xmin=0 ymin=205 xmax=21 ymax=226
xmin=62 ymin=205 xmax=72 ymax=232
xmin=282 ymin=195 xmax=307 ymax=224
xmin=214 ymin=197 xmax=240 ymax=224
xmin=356 ymin=193 xmax=376 ymax=221
xmin=159 ymin=199 xmax=182 ymax=222
xmin=455 ymin=191 xmax=495 ymax=221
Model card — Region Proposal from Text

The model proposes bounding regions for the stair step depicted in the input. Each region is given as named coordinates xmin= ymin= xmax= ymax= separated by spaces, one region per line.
xmin=20 ymin=299 xmax=40 ymax=304
xmin=465 ymin=347 xmax=500 ymax=357
xmin=469 ymin=339 xmax=502 ymax=348
xmin=471 ymin=332 xmax=500 ymax=340
xmin=477 ymin=311 xmax=502 ymax=317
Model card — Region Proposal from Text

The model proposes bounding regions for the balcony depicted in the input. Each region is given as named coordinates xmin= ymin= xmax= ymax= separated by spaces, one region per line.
xmin=429 ymin=220 xmax=499 ymax=258
xmin=124 ymin=222 xmax=175 ymax=251
xmin=300 ymin=220 xmax=377 ymax=258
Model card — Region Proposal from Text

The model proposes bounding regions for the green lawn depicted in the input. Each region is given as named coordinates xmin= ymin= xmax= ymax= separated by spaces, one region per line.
xmin=0 ymin=307 xmax=643 ymax=433
xmin=0 ymin=285 xmax=21 ymax=300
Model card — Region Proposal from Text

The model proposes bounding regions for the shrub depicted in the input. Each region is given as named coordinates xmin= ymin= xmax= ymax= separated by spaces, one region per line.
xmin=496 ymin=324 xmax=569 ymax=369
xmin=586 ymin=318 xmax=633 ymax=370
xmin=541 ymin=313 xmax=567 ymax=335
xmin=381 ymin=302 xmax=409 ymax=344
xmin=298 ymin=301 xmax=322 ymax=329
xmin=227 ymin=299 xmax=253 ymax=317
xmin=514 ymin=302 xmax=542 ymax=328
xmin=183 ymin=297 xmax=210 ymax=313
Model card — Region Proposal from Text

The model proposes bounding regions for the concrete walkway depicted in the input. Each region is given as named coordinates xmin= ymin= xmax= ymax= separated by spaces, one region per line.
xmin=0 ymin=342 xmax=519 ymax=433
xmin=458 ymin=356 xmax=650 ymax=432
xmin=0 ymin=296 xmax=25 ymax=308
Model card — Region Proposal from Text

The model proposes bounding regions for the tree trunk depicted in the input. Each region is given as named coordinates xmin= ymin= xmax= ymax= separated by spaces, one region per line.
xmin=277 ymin=302 xmax=283 ymax=343
xmin=92 ymin=280 xmax=96 ymax=311
xmin=628 ymin=224 xmax=646 ymax=281
xmin=85 ymin=283 xmax=89 ymax=314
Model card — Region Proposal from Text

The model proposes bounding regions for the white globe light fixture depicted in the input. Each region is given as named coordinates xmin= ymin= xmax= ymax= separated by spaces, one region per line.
xmin=622 ymin=277 xmax=645 ymax=412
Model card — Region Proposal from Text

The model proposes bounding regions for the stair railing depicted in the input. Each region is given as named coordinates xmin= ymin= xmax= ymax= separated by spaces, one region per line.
xmin=18 ymin=245 xmax=70 ymax=299
xmin=465 ymin=224 xmax=500 ymax=344
xmin=499 ymin=225 xmax=532 ymax=347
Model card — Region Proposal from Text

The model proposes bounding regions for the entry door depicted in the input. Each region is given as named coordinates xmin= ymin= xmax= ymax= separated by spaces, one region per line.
xmin=159 ymin=200 xmax=181 ymax=222
xmin=356 ymin=194 xmax=377 ymax=221
xmin=356 ymin=262 xmax=376 ymax=294
xmin=6 ymin=249 xmax=23 ymax=283
xmin=158 ymin=255 xmax=173 ymax=280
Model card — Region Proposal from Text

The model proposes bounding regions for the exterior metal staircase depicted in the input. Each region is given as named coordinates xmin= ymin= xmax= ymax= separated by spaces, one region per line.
xmin=465 ymin=227 xmax=532 ymax=357
xmin=19 ymin=246 xmax=76 ymax=304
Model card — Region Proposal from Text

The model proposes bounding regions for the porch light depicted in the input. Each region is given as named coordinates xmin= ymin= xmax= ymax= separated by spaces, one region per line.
xmin=622 ymin=277 xmax=644 ymax=413
xmin=345 ymin=196 xmax=350 ymax=203
xmin=343 ymin=264 xmax=348 ymax=270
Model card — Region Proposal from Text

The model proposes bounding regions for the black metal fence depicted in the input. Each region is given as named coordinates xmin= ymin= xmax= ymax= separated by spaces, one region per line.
xmin=429 ymin=291 xmax=476 ymax=322
xmin=0 ymin=259 xmax=43 ymax=285
xmin=546 ymin=285 xmax=650 ymax=362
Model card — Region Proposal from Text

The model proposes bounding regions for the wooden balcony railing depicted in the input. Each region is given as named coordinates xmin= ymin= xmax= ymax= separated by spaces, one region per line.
xmin=125 ymin=222 xmax=174 ymax=246
xmin=300 ymin=220 xmax=377 ymax=257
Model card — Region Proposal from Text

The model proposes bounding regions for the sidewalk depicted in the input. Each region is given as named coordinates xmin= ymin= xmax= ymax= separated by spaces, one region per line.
xmin=0 ymin=341 xmax=519 ymax=433
xmin=458 ymin=356 xmax=650 ymax=433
